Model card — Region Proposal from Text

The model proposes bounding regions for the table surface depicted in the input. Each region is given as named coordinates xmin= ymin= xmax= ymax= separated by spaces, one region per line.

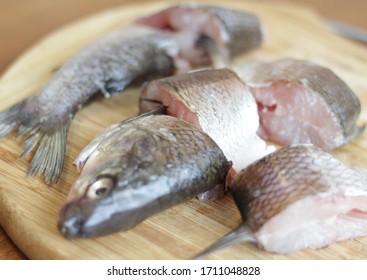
xmin=0 ymin=0 xmax=366 ymax=260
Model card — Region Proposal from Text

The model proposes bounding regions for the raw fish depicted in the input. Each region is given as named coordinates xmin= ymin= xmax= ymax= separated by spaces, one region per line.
xmin=140 ymin=68 xmax=273 ymax=174
xmin=195 ymin=144 xmax=367 ymax=258
xmin=59 ymin=115 xmax=230 ymax=238
xmin=0 ymin=26 xmax=176 ymax=184
xmin=136 ymin=4 xmax=263 ymax=68
xmin=0 ymin=4 xmax=262 ymax=183
xmin=235 ymin=58 xmax=364 ymax=151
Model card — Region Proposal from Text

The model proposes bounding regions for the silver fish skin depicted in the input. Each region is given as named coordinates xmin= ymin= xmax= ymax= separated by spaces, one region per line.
xmin=58 ymin=115 xmax=230 ymax=239
xmin=235 ymin=58 xmax=365 ymax=151
xmin=195 ymin=144 xmax=367 ymax=258
xmin=140 ymin=68 xmax=274 ymax=173
xmin=199 ymin=5 xmax=263 ymax=57
xmin=0 ymin=26 xmax=177 ymax=184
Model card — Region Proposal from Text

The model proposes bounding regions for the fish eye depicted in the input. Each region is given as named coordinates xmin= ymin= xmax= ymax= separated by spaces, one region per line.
xmin=87 ymin=176 xmax=115 ymax=200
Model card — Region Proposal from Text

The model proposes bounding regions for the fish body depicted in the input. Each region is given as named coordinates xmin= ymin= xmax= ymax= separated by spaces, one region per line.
xmin=235 ymin=58 xmax=364 ymax=151
xmin=0 ymin=5 xmax=263 ymax=184
xmin=140 ymin=68 xmax=273 ymax=173
xmin=59 ymin=115 xmax=230 ymax=238
xmin=0 ymin=26 xmax=176 ymax=184
xmin=195 ymin=144 xmax=367 ymax=258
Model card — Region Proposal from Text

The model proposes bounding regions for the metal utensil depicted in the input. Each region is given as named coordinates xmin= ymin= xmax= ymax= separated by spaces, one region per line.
xmin=326 ymin=20 xmax=367 ymax=44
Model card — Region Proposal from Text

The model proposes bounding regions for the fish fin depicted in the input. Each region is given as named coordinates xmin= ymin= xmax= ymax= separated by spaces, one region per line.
xmin=95 ymin=80 xmax=114 ymax=99
xmin=96 ymin=77 xmax=134 ymax=99
xmin=74 ymin=101 xmax=167 ymax=173
xmin=197 ymin=184 xmax=226 ymax=201
xmin=74 ymin=121 xmax=124 ymax=172
xmin=0 ymin=102 xmax=25 ymax=137
xmin=73 ymin=142 xmax=99 ymax=173
xmin=26 ymin=123 xmax=70 ymax=184
xmin=123 ymin=99 xmax=167 ymax=124
xmin=192 ymin=225 xmax=256 ymax=259
xmin=196 ymin=35 xmax=229 ymax=68
xmin=0 ymin=98 xmax=71 ymax=184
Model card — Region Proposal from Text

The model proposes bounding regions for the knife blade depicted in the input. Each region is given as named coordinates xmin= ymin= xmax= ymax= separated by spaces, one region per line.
xmin=326 ymin=20 xmax=367 ymax=44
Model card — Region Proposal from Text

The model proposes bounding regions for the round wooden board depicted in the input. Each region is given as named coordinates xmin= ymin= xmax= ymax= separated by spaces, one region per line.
xmin=1 ymin=0 xmax=367 ymax=260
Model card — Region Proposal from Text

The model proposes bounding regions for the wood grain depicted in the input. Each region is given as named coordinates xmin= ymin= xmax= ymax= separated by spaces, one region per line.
xmin=0 ymin=227 xmax=26 ymax=259
xmin=1 ymin=0 xmax=367 ymax=259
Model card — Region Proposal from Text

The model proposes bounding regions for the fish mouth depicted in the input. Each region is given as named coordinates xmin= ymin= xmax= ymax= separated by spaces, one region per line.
xmin=58 ymin=217 xmax=85 ymax=239
xmin=58 ymin=203 xmax=86 ymax=239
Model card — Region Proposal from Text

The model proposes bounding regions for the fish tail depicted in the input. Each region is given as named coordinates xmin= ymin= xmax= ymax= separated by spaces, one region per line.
xmin=192 ymin=225 xmax=256 ymax=259
xmin=25 ymin=122 xmax=70 ymax=184
xmin=0 ymin=102 xmax=25 ymax=137
xmin=0 ymin=98 xmax=71 ymax=184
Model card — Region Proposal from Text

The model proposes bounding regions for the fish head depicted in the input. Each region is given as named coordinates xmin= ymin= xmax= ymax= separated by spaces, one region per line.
xmin=58 ymin=129 xmax=163 ymax=239
xmin=58 ymin=153 xmax=127 ymax=239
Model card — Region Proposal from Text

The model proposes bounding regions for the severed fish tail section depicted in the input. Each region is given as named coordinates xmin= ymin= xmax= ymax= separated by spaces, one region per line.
xmin=0 ymin=97 xmax=71 ymax=184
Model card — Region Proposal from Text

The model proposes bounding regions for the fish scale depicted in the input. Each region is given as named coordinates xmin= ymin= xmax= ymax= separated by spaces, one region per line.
xmin=195 ymin=144 xmax=367 ymax=258
xmin=0 ymin=26 xmax=176 ymax=184
xmin=59 ymin=115 xmax=231 ymax=238
xmin=199 ymin=5 xmax=263 ymax=56
xmin=140 ymin=68 xmax=274 ymax=173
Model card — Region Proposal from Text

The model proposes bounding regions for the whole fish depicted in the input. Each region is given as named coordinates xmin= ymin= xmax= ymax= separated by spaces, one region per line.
xmin=195 ymin=144 xmax=367 ymax=258
xmin=0 ymin=4 xmax=263 ymax=184
xmin=58 ymin=115 xmax=231 ymax=238
xmin=235 ymin=58 xmax=365 ymax=152
xmin=140 ymin=68 xmax=274 ymax=176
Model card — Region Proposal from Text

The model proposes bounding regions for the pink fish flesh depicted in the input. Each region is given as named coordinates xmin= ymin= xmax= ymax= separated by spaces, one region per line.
xmin=136 ymin=4 xmax=263 ymax=69
xmin=235 ymin=58 xmax=364 ymax=152
xmin=195 ymin=144 xmax=367 ymax=258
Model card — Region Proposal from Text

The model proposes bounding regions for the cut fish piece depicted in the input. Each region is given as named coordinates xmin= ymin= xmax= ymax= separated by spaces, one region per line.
xmin=235 ymin=58 xmax=365 ymax=152
xmin=140 ymin=68 xmax=274 ymax=173
xmin=195 ymin=144 xmax=367 ymax=258
xmin=136 ymin=4 xmax=263 ymax=68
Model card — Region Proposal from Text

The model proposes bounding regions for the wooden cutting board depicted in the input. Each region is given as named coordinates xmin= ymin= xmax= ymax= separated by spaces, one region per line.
xmin=1 ymin=0 xmax=367 ymax=260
